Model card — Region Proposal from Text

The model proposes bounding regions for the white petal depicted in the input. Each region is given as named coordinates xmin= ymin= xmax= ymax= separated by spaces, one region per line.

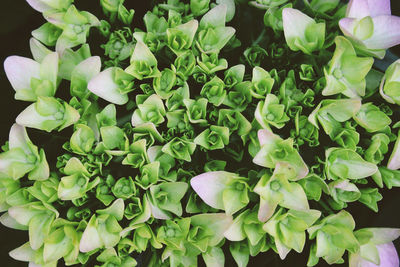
xmin=257 ymin=129 xmax=279 ymax=146
xmin=16 ymin=104 xmax=52 ymax=130
xmin=346 ymin=0 xmax=370 ymax=18
xmin=363 ymin=15 xmax=400 ymax=49
xmin=9 ymin=242 xmax=34 ymax=262
xmin=200 ymin=4 xmax=227 ymax=29
xmin=4 ymin=56 xmax=40 ymax=93
xmin=8 ymin=124 xmax=31 ymax=154
xmin=190 ymin=171 xmax=232 ymax=210
xmin=29 ymin=38 xmax=52 ymax=63
xmin=88 ymin=68 xmax=128 ymax=105
xmin=79 ymin=217 xmax=102 ymax=253
xmin=282 ymin=8 xmax=314 ymax=42
xmin=73 ymin=56 xmax=101 ymax=82
xmin=367 ymin=0 xmax=391 ymax=17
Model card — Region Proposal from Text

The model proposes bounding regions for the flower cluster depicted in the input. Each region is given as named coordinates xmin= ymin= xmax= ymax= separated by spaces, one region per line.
xmin=1 ymin=0 xmax=400 ymax=266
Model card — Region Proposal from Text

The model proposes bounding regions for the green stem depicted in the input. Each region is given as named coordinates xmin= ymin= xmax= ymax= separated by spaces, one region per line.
xmin=253 ymin=28 xmax=267 ymax=47
xmin=318 ymin=199 xmax=334 ymax=215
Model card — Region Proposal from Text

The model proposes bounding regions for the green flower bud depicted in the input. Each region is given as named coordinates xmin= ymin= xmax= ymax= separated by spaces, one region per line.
xmin=112 ymin=177 xmax=136 ymax=199
xmin=282 ymin=8 xmax=325 ymax=55
xmin=162 ymin=137 xmax=196 ymax=162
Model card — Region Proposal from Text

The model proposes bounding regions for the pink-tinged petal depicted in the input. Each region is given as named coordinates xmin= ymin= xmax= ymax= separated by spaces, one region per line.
xmin=352 ymin=242 xmax=400 ymax=267
xmin=367 ymin=0 xmax=391 ymax=17
xmin=339 ymin=18 xmax=357 ymax=38
xmin=88 ymin=68 xmax=128 ymax=105
xmin=375 ymin=243 xmax=399 ymax=267
xmin=346 ymin=0 xmax=370 ymax=18
xmin=148 ymin=198 xmax=171 ymax=220
xmin=258 ymin=196 xmax=279 ymax=222
xmin=4 ymin=56 xmax=40 ymax=93
xmin=257 ymin=129 xmax=279 ymax=146
xmin=25 ymin=0 xmax=52 ymax=13
xmin=363 ymin=15 xmax=400 ymax=49
xmin=190 ymin=171 xmax=232 ymax=210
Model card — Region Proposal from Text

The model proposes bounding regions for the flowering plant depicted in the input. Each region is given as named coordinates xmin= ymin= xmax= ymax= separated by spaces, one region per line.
xmin=1 ymin=0 xmax=400 ymax=266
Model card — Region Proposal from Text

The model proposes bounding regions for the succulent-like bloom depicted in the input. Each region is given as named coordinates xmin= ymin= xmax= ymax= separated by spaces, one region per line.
xmin=196 ymin=4 xmax=236 ymax=54
xmin=250 ymin=67 xmax=275 ymax=99
xmin=16 ymin=96 xmax=80 ymax=132
xmin=167 ymin=20 xmax=199 ymax=56
xmin=184 ymin=98 xmax=208 ymax=124
xmin=339 ymin=0 xmax=400 ymax=58
xmin=153 ymin=68 xmax=177 ymax=99
xmin=4 ymin=52 xmax=59 ymax=101
xmin=308 ymin=210 xmax=359 ymax=265
xmin=69 ymin=124 xmax=96 ymax=155
xmin=217 ymin=109 xmax=252 ymax=137
xmin=255 ymin=93 xmax=290 ymax=129
xmin=253 ymin=163 xmax=310 ymax=222
xmin=147 ymin=181 xmax=188 ymax=219
xmin=223 ymin=81 xmax=253 ymax=112
xmin=308 ymin=98 xmax=362 ymax=149
xmin=189 ymin=213 xmax=233 ymax=253
xmin=190 ymin=171 xmax=250 ymax=215
xmin=0 ymin=124 xmax=49 ymax=180
xmin=70 ymin=56 xmax=101 ymax=99
xmin=253 ymin=129 xmax=309 ymax=180
xmin=8 ymin=201 xmax=58 ymax=250
xmin=282 ymin=8 xmax=325 ymax=55
xmin=325 ymin=147 xmax=378 ymax=180
xmin=328 ymin=179 xmax=361 ymax=205
xmin=45 ymin=5 xmax=100 ymax=53
xmin=96 ymin=125 xmax=129 ymax=156
xmin=125 ymin=40 xmax=160 ymax=80
xmin=131 ymin=94 xmax=166 ymax=127
xmin=224 ymin=64 xmax=245 ymax=88
xmin=190 ymin=0 xmax=210 ymax=16
xmin=79 ymin=199 xmax=124 ymax=252
xmin=380 ymin=59 xmax=400 ymax=105
xmin=364 ymin=134 xmax=390 ymax=165
xmin=57 ymin=157 xmax=100 ymax=200
xmin=88 ymin=67 xmax=134 ymax=105
xmin=200 ymin=76 xmax=226 ymax=106
xmin=194 ymin=125 xmax=230 ymax=150
xmin=322 ymin=36 xmax=373 ymax=98
xmin=349 ymin=228 xmax=400 ymax=267
xmin=353 ymin=103 xmax=391 ymax=133
xmin=263 ymin=209 xmax=321 ymax=259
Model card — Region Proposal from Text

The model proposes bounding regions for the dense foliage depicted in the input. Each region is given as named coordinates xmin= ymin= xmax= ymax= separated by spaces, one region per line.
xmin=1 ymin=0 xmax=400 ymax=266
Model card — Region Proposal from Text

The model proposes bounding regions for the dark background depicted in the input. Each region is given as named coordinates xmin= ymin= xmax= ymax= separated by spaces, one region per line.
xmin=0 ymin=1 xmax=399 ymax=266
